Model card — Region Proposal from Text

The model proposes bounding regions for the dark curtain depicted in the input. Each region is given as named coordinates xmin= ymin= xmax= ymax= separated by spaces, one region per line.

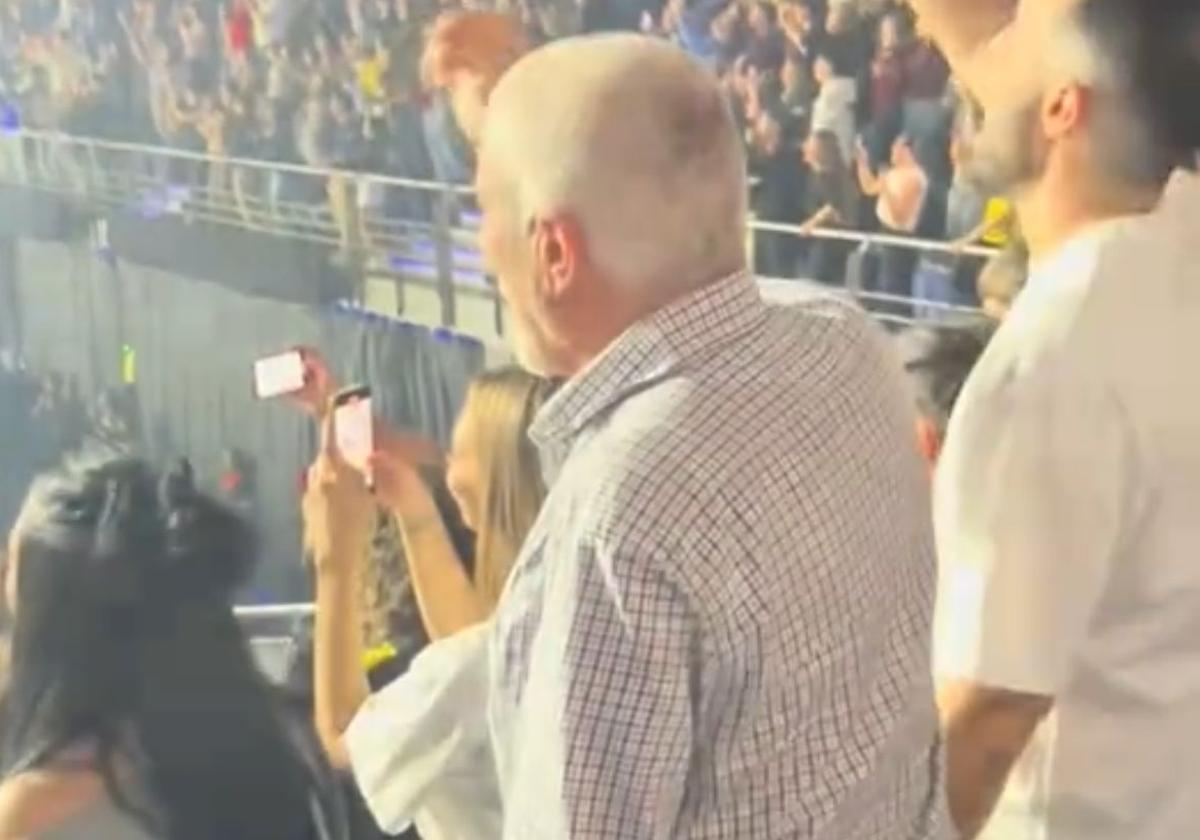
xmin=0 ymin=238 xmax=483 ymax=600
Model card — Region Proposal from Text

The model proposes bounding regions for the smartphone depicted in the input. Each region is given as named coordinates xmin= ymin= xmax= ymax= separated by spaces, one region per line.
xmin=333 ymin=385 xmax=373 ymax=478
xmin=254 ymin=350 xmax=306 ymax=399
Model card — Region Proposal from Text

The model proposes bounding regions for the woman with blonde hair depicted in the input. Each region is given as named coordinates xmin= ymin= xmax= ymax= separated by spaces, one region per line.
xmin=368 ymin=365 xmax=550 ymax=638
xmin=295 ymin=355 xmax=552 ymax=839
xmin=291 ymin=353 xmax=549 ymax=642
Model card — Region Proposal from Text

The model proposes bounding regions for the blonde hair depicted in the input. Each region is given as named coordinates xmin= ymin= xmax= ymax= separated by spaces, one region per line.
xmin=464 ymin=367 xmax=553 ymax=609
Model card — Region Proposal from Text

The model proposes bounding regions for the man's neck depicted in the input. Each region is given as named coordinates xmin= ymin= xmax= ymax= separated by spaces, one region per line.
xmin=1018 ymin=176 xmax=1162 ymax=263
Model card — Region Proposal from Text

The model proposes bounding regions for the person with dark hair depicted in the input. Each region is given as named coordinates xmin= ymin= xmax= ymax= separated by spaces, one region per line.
xmin=864 ymin=11 xmax=909 ymax=169
xmin=896 ymin=320 xmax=993 ymax=466
xmin=748 ymin=107 xmax=806 ymax=278
xmin=809 ymin=50 xmax=857 ymax=161
xmin=912 ymin=1 xmax=1200 ymax=838
xmin=855 ymin=133 xmax=933 ymax=312
xmin=799 ymin=128 xmax=860 ymax=283
xmin=0 ymin=455 xmax=334 ymax=839
xmin=744 ymin=1 xmax=785 ymax=74
xmin=819 ymin=1 xmax=869 ymax=76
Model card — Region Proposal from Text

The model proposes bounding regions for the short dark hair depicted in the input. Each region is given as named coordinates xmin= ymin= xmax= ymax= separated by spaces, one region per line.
xmin=898 ymin=322 xmax=995 ymax=437
xmin=1075 ymin=0 xmax=1200 ymax=180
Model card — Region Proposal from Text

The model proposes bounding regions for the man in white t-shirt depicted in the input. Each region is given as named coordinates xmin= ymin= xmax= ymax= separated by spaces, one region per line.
xmin=909 ymin=0 xmax=1200 ymax=838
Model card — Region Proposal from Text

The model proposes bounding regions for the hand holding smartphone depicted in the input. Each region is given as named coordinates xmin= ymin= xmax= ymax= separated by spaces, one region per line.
xmin=333 ymin=385 xmax=374 ymax=486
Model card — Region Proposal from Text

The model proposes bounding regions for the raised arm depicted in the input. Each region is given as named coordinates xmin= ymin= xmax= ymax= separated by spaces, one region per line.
xmin=286 ymin=349 xmax=478 ymax=640
xmin=856 ymin=144 xmax=883 ymax=197
xmin=370 ymin=432 xmax=488 ymax=640
xmin=906 ymin=0 xmax=1018 ymax=71
xmin=799 ymin=202 xmax=841 ymax=236
xmin=907 ymin=1 xmax=1085 ymax=107
xmin=304 ymin=413 xmax=376 ymax=769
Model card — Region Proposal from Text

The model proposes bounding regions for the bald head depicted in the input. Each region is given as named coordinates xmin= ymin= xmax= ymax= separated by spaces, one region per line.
xmin=480 ymin=35 xmax=747 ymax=292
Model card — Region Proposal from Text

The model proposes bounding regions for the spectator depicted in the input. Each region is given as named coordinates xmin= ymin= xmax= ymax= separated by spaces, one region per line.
xmin=778 ymin=48 xmax=814 ymax=124
xmin=856 ymin=134 xmax=931 ymax=309
xmin=924 ymin=1 xmax=1200 ymax=838
xmin=419 ymin=11 xmax=528 ymax=146
xmin=809 ymin=50 xmax=857 ymax=161
xmin=748 ymin=108 xmax=805 ymax=278
xmin=899 ymin=32 xmax=950 ymax=177
xmin=0 ymin=0 xmax=983 ymax=310
xmin=863 ymin=10 xmax=907 ymax=168
xmin=251 ymin=0 xmax=314 ymax=49
xmin=820 ymin=0 xmax=869 ymax=80
xmin=176 ymin=4 xmax=218 ymax=96
xmin=660 ymin=0 xmax=717 ymax=67
xmin=896 ymin=320 xmax=993 ymax=466
xmin=975 ymin=240 xmax=1027 ymax=322
xmin=233 ymin=93 xmax=297 ymax=219
xmin=799 ymin=128 xmax=859 ymax=284
xmin=707 ymin=1 xmax=745 ymax=67
xmin=86 ymin=384 xmax=143 ymax=453
xmin=301 ymin=365 xmax=551 ymax=838
xmin=221 ymin=0 xmax=257 ymax=62
xmin=265 ymin=43 xmax=304 ymax=119
xmin=944 ymin=106 xmax=1016 ymax=250
xmin=778 ymin=0 xmax=818 ymax=63
xmin=744 ymin=1 xmax=785 ymax=75
xmin=312 ymin=35 xmax=947 ymax=838
xmin=293 ymin=351 xmax=548 ymax=639
xmin=0 ymin=455 xmax=334 ymax=839
xmin=905 ymin=108 xmax=1017 ymax=318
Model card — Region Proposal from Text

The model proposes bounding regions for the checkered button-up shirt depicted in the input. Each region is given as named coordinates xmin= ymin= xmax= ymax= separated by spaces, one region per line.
xmin=489 ymin=273 xmax=949 ymax=839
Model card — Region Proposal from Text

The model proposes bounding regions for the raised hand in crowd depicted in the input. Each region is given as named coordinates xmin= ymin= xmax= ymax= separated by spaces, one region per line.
xmin=304 ymin=409 xmax=376 ymax=571
xmin=907 ymin=0 xmax=1085 ymax=107
xmin=289 ymin=346 xmax=339 ymax=419
xmin=304 ymin=410 xmax=375 ymax=769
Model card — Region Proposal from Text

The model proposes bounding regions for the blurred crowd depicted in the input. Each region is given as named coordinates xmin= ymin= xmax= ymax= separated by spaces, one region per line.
xmin=0 ymin=0 xmax=1021 ymax=305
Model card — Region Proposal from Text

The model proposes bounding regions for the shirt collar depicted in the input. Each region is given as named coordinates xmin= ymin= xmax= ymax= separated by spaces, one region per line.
xmin=530 ymin=271 xmax=765 ymax=449
xmin=1025 ymin=168 xmax=1200 ymax=294
xmin=1161 ymin=167 xmax=1200 ymax=214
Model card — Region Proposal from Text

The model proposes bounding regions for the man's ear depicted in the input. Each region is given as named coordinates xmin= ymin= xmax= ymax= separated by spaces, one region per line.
xmin=530 ymin=214 xmax=586 ymax=306
xmin=1041 ymin=82 xmax=1087 ymax=142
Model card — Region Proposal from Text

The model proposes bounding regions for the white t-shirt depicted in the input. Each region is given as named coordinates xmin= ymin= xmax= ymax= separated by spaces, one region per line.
xmin=344 ymin=624 xmax=500 ymax=840
xmin=933 ymin=170 xmax=1200 ymax=840
xmin=810 ymin=76 xmax=858 ymax=163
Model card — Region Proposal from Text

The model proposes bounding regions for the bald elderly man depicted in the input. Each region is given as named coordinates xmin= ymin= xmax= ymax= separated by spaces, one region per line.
xmin=311 ymin=35 xmax=950 ymax=840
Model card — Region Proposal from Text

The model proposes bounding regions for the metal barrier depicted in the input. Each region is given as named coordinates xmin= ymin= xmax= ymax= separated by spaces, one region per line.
xmin=0 ymin=128 xmax=995 ymax=327
xmin=235 ymin=603 xmax=317 ymax=620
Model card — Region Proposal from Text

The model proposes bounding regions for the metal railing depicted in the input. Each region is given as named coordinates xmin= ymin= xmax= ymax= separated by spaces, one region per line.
xmin=0 ymin=128 xmax=996 ymax=327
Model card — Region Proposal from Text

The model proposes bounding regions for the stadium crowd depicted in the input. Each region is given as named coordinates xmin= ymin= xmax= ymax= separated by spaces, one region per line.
xmin=0 ymin=0 xmax=1021 ymax=308
xmin=0 ymin=0 xmax=1198 ymax=839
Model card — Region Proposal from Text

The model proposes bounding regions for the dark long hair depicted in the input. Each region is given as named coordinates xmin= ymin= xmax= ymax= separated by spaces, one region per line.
xmin=0 ymin=454 xmax=321 ymax=839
